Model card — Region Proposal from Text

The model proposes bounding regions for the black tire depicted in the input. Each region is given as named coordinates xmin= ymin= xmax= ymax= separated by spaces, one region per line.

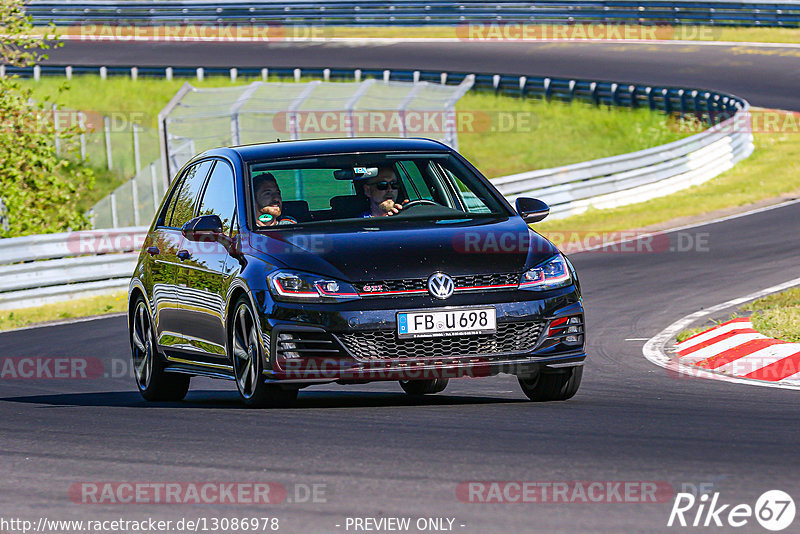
xmin=230 ymin=296 xmax=298 ymax=408
xmin=517 ymin=366 xmax=582 ymax=402
xmin=130 ymin=296 xmax=190 ymax=402
xmin=399 ymin=378 xmax=449 ymax=395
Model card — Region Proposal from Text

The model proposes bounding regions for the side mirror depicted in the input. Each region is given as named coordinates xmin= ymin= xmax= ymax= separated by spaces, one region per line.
xmin=181 ymin=214 xmax=225 ymax=242
xmin=515 ymin=197 xmax=550 ymax=223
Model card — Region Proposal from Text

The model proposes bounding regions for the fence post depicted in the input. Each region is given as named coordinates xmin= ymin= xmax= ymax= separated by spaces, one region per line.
xmin=150 ymin=163 xmax=160 ymax=210
xmin=131 ymin=178 xmax=140 ymax=226
xmin=104 ymin=116 xmax=113 ymax=170
xmin=110 ymin=192 xmax=119 ymax=228
xmin=52 ymin=104 xmax=61 ymax=156
xmin=78 ymin=112 xmax=86 ymax=160
xmin=133 ymin=123 xmax=142 ymax=173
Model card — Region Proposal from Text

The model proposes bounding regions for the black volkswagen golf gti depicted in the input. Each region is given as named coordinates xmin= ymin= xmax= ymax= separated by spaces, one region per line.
xmin=128 ymin=138 xmax=585 ymax=407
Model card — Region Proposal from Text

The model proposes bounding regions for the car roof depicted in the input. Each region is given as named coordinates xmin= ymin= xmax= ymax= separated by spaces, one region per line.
xmin=202 ymin=137 xmax=454 ymax=163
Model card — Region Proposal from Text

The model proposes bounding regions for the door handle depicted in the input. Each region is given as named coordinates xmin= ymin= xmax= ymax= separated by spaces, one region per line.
xmin=146 ymin=246 xmax=160 ymax=256
xmin=177 ymin=249 xmax=191 ymax=261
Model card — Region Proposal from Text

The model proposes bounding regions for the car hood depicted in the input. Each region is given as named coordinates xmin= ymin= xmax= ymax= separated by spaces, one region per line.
xmin=244 ymin=216 xmax=558 ymax=281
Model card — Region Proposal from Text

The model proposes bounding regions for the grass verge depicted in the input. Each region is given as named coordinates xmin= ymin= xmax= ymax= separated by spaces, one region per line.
xmin=676 ymin=288 xmax=800 ymax=343
xmin=20 ymin=75 xmax=692 ymax=197
xmin=0 ymin=292 xmax=127 ymax=332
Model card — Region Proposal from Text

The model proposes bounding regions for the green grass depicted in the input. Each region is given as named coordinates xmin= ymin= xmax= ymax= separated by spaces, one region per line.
xmin=20 ymin=75 xmax=693 ymax=209
xmin=744 ymin=288 xmax=800 ymax=342
xmin=0 ymin=292 xmax=127 ymax=331
xmin=537 ymin=109 xmax=800 ymax=239
xmin=677 ymin=289 xmax=800 ymax=343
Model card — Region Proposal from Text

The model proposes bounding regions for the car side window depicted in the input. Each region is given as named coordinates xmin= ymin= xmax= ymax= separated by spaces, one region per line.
xmin=157 ymin=173 xmax=186 ymax=227
xmin=168 ymin=160 xmax=214 ymax=228
xmin=197 ymin=160 xmax=237 ymax=235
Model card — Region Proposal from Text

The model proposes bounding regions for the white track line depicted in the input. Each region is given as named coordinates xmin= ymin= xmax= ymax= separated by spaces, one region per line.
xmin=643 ymin=277 xmax=800 ymax=391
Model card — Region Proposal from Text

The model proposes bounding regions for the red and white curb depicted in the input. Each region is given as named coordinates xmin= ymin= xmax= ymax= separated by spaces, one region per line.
xmin=676 ymin=318 xmax=800 ymax=384
xmin=643 ymin=276 xmax=800 ymax=391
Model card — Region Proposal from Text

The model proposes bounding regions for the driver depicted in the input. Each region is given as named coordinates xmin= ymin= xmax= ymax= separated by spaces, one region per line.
xmin=253 ymin=173 xmax=295 ymax=226
xmin=359 ymin=165 xmax=405 ymax=217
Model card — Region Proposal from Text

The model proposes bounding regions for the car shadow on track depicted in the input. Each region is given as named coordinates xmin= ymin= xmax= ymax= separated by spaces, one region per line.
xmin=0 ymin=389 xmax=527 ymax=409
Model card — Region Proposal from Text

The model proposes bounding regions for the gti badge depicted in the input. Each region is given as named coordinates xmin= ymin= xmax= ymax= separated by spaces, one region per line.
xmin=427 ymin=272 xmax=455 ymax=300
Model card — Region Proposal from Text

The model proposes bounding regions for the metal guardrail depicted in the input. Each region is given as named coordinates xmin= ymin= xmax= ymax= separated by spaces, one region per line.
xmin=0 ymin=227 xmax=146 ymax=310
xmin=494 ymin=110 xmax=754 ymax=216
xmin=0 ymin=64 xmax=752 ymax=306
xmin=25 ymin=0 xmax=800 ymax=27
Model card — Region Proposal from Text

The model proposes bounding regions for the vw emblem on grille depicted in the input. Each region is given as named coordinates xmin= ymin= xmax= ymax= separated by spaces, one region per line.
xmin=427 ymin=272 xmax=455 ymax=300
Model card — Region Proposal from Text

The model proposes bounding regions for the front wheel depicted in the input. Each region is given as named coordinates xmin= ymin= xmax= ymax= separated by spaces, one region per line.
xmin=130 ymin=297 xmax=190 ymax=401
xmin=399 ymin=378 xmax=449 ymax=395
xmin=517 ymin=366 xmax=582 ymax=402
xmin=230 ymin=296 xmax=298 ymax=408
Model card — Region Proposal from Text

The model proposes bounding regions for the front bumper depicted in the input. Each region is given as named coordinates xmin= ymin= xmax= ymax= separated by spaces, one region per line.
xmin=254 ymin=285 xmax=585 ymax=383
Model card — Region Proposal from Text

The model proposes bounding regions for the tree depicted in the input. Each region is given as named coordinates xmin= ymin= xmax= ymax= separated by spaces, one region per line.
xmin=0 ymin=0 xmax=94 ymax=237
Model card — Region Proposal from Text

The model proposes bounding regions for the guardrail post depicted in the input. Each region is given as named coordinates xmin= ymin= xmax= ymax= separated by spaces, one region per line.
xmin=519 ymin=76 xmax=527 ymax=97
xmin=133 ymin=123 xmax=141 ymax=173
xmin=678 ymin=89 xmax=686 ymax=116
xmin=610 ymin=83 xmax=619 ymax=106
xmin=100 ymin=66 xmax=107 ymax=80
xmin=104 ymin=116 xmax=113 ymax=170
xmin=544 ymin=78 xmax=552 ymax=101
xmin=131 ymin=178 xmax=140 ymax=227
xmin=261 ymin=68 xmax=268 ymax=81
xmin=413 ymin=70 xmax=420 ymax=83
xmin=33 ymin=65 xmax=41 ymax=81
xmin=294 ymin=68 xmax=301 ymax=82
xmin=354 ymin=69 xmax=361 ymax=83
xmin=110 ymin=192 xmax=118 ymax=229
xmin=323 ymin=68 xmax=330 ymax=82
xmin=568 ymin=80 xmax=576 ymax=102
xmin=383 ymin=70 xmax=391 ymax=83
xmin=0 ymin=65 xmax=5 ymax=79
xmin=590 ymin=82 xmax=600 ymax=106
xmin=629 ymin=86 xmax=638 ymax=108
xmin=52 ymin=104 xmax=61 ymax=156
xmin=646 ymin=87 xmax=655 ymax=110
xmin=662 ymin=89 xmax=671 ymax=114
xmin=165 ymin=67 xmax=173 ymax=81
xmin=78 ymin=112 xmax=86 ymax=160
xmin=197 ymin=67 xmax=204 ymax=81
xmin=441 ymin=72 xmax=447 ymax=85
xmin=65 ymin=65 xmax=72 ymax=80
xmin=131 ymin=67 xmax=138 ymax=81
xmin=492 ymin=74 xmax=500 ymax=94
xmin=230 ymin=68 xmax=238 ymax=83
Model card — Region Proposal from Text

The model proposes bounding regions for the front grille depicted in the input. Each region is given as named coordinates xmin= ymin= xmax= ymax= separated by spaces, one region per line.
xmin=335 ymin=321 xmax=543 ymax=361
xmin=355 ymin=273 xmax=521 ymax=295
xmin=275 ymin=330 xmax=345 ymax=360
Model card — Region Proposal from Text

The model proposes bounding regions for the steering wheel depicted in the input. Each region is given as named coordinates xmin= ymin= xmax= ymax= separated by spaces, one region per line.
xmin=401 ymin=199 xmax=439 ymax=210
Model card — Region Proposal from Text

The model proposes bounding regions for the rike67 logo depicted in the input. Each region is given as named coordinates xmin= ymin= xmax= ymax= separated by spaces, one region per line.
xmin=668 ymin=490 xmax=796 ymax=531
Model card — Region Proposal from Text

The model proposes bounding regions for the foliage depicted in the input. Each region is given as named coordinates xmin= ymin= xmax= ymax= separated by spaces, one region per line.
xmin=0 ymin=0 xmax=94 ymax=237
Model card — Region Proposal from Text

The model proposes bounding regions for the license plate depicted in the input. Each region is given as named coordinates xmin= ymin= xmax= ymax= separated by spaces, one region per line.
xmin=397 ymin=308 xmax=496 ymax=339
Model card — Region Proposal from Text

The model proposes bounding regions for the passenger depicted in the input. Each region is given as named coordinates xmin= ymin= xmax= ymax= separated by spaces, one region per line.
xmin=253 ymin=173 xmax=295 ymax=226
xmin=359 ymin=166 xmax=405 ymax=217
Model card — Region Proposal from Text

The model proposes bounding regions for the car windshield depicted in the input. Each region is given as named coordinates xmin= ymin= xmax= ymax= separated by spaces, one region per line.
xmin=247 ymin=152 xmax=509 ymax=229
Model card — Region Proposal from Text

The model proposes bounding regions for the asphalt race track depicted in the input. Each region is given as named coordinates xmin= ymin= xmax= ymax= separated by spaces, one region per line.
xmin=2 ymin=40 xmax=800 ymax=533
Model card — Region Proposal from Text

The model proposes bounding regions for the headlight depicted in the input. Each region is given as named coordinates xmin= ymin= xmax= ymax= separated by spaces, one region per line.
xmin=268 ymin=270 xmax=360 ymax=302
xmin=519 ymin=254 xmax=572 ymax=291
